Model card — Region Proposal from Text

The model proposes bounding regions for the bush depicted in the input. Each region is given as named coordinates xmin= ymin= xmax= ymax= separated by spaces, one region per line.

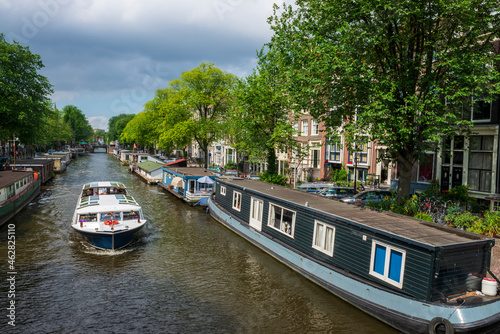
xmin=224 ymin=161 xmax=237 ymax=170
xmin=414 ymin=212 xmax=433 ymax=222
xmin=445 ymin=211 xmax=480 ymax=229
xmin=260 ymin=171 xmax=287 ymax=186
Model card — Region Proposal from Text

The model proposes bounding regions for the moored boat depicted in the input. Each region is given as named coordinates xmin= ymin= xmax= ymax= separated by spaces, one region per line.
xmin=0 ymin=170 xmax=41 ymax=226
xmin=71 ymin=181 xmax=146 ymax=250
xmin=208 ymin=177 xmax=500 ymax=334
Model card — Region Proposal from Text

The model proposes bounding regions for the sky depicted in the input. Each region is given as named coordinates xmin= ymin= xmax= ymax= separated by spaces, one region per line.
xmin=0 ymin=0 xmax=288 ymax=130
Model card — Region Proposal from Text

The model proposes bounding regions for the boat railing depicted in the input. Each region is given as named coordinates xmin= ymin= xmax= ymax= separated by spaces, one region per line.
xmin=185 ymin=191 xmax=212 ymax=202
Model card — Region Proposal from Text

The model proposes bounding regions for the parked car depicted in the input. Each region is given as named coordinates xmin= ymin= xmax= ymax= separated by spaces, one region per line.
xmin=297 ymin=183 xmax=335 ymax=194
xmin=318 ymin=187 xmax=356 ymax=199
xmin=340 ymin=190 xmax=393 ymax=204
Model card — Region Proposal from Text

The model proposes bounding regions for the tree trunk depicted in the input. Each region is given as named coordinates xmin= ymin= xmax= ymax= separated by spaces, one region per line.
xmin=267 ymin=147 xmax=277 ymax=175
xmin=396 ymin=154 xmax=414 ymax=204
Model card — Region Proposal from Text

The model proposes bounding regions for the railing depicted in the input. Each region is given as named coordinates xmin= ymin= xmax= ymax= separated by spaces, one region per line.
xmin=185 ymin=191 xmax=212 ymax=202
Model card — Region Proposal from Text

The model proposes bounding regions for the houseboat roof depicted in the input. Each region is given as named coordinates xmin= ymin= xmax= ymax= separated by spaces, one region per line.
xmin=137 ymin=161 xmax=164 ymax=172
xmin=82 ymin=181 xmax=126 ymax=190
xmin=218 ymin=178 xmax=492 ymax=249
xmin=163 ymin=167 xmax=214 ymax=177
xmin=0 ymin=170 xmax=34 ymax=188
xmin=15 ymin=159 xmax=54 ymax=165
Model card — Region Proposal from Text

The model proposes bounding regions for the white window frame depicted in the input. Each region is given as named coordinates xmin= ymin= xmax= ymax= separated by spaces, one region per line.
xmin=312 ymin=220 xmax=335 ymax=257
xmin=220 ymin=186 xmax=226 ymax=196
xmin=267 ymin=203 xmax=296 ymax=238
xmin=232 ymin=191 xmax=242 ymax=211
xmin=369 ymin=240 xmax=406 ymax=289
xmin=293 ymin=121 xmax=299 ymax=137
xmin=301 ymin=120 xmax=309 ymax=136
xmin=311 ymin=119 xmax=319 ymax=136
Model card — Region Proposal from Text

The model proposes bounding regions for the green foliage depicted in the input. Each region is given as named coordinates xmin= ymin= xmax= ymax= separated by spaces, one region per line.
xmin=260 ymin=171 xmax=287 ymax=186
xmin=269 ymin=1 xmax=500 ymax=203
xmin=443 ymin=185 xmax=470 ymax=203
xmin=62 ymin=105 xmax=93 ymax=142
xmin=0 ymin=34 xmax=54 ymax=143
xmin=231 ymin=49 xmax=303 ymax=176
xmin=330 ymin=166 xmax=348 ymax=185
xmin=224 ymin=161 xmax=237 ymax=170
xmin=445 ymin=211 xmax=480 ymax=229
xmin=414 ymin=212 xmax=434 ymax=222
xmin=108 ymin=114 xmax=135 ymax=142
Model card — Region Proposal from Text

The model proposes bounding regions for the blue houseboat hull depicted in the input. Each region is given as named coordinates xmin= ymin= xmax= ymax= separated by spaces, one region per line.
xmin=208 ymin=198 xmax=500 ymax=333
xmin=75 ymin=226 xmax=143 ymax=250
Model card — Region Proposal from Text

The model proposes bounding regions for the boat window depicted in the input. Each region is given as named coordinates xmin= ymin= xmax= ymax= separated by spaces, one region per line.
xmin=369 ymin=240 xmax=406 ymax=289
xmin=268 ymin=203 xmax=296 ymax=238
xmin=123 ymin=211 xmax=140 ymax=220
xmin=220 ymin=186 xmax=226 ymax=196
xmin=232 ymin=191 xmax=242 ymax=211
xmin=312 ymin=220 xmax=335 ymax=256
xmin=79 ymin=213 xmax=97 ymax=222
xmin=100 ymin=212 xmax=121 ymax=221
xmin=83 ymin=188 xmax=94 ymax=197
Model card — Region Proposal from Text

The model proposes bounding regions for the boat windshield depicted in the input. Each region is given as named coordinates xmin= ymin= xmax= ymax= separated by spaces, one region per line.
xmin=100 ymin=212 xmax=121 ymax=221
xmin=123 ymin=211 xmax=140 ymax=220
xmin=79 ymin=213 xmax=98 ymax=222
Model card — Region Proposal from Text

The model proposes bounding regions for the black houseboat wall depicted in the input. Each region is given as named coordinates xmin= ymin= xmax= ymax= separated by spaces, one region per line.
xmin=208 ymin=178 xmax=500 ymax=334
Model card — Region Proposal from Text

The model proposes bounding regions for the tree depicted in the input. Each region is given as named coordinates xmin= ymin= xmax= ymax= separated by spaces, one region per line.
xmin=108 ymin=114 xmax=135 ymax=143
xmin=121 ymin=111 xmax=161 ymax=151
xmin=63 ymin=105 xmax=93 ymax=142
xmin=37 ymin=104 xmax=73 ymax=148
xmin=269 ymin=0 xmax=500 ymax=202
xmin=231 ymin=49 xmax=302 ymax=176
xmin=0 ymin=34 xmax=54 ymax=143
xmin=151 ymin=63 xmax=236 ymax=167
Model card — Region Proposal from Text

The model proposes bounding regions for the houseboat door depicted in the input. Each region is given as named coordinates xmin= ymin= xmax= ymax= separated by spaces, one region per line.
xmin=249 ymin=197 xmax=264 ymax=231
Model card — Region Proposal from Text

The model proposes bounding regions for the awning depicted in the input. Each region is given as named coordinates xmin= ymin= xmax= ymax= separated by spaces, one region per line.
xmin=171 ymin=176 xmax=184 ymax=188
xmin=197 ymin=176 xmax=214 ymax=184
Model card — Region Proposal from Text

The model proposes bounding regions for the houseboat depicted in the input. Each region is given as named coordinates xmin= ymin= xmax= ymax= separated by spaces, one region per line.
xmin=0 ymin=170 xmax=41 ymax=226
xmin=208 ymin=178 xmax=500 ymax=334
xmin=71 ymin=181 xmax=146 ymax=250
xmin=133 ymin=161 xmax=164 ymax=184
xmin=159 ymin=167 xmax=215 ymax=205
xmin=6 ymin=159 xmax=54 ymax=184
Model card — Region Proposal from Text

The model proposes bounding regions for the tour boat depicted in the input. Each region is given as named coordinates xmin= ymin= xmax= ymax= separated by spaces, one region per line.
xmin=208 ymin=178 xmax=500 ymax=334
xmin=71 ymin=181 xmax=146 ymax=250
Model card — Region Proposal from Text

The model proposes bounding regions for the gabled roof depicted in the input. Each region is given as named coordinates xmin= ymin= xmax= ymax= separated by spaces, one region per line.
xmin=137 ymin=161 xmax=164 ymax=172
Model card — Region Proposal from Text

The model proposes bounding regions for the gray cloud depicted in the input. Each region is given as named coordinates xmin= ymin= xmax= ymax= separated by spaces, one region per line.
xmin=1 ymin=0 xmax=284 ymax=129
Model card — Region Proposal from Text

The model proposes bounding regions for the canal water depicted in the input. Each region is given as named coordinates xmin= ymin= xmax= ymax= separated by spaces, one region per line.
xmin=0 ymin=153 xmax=396 ymax=333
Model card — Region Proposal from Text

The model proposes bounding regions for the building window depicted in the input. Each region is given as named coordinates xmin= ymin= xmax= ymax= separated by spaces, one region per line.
xmin=301 ymin=120 xmax=309 ymax=136
xmin=328 ymin=138 xmax=342 ymax=162
xmin=472 ymin=95 xmax=492 ymax=122
xmin=312 ymin=220 xmax=335 ymax=256
xmin=468 ymin=135 xmax=493 ymax=192
xmin=311 ymin=119 xmax=319 ymax=136
xmin=232 ymin=191 xmax=242 ymax=211
xmin=348 ymin=141 xmax=368 ymax=164
xmin=418 ymin=154 xmax=434 ymax=182
xmin=311 ymin=149 xmax=320 ymax=169
xmin=268 ymin=203 xmax=295 ymax=238
xmin=369 ymin=241 xmax=406 ymax=289
xmin=220 ymin=186 xmax=226 ymax=196
xmin=293 ymin=122 xmax=299 ymax=136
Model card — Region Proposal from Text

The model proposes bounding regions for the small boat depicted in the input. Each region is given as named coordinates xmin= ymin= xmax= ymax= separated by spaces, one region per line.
xmin=71 ymin=181 xmax=146 ymax=250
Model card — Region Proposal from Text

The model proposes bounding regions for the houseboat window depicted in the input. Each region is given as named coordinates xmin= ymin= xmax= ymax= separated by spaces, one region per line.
xmin=312 ymin=221 xmax=335 ymax=257
xmin=100 ymin=212 xmax=121 ymax=221
xmin=232 ymin=191 xmax=242 ymax=211
xmin=268 ymin=203 xmax=295 ymax=237
xmin=79 ymin=213 xmax=97 ymax=222
xmin=220 ymin=186 xmax=226 ymax=196
xmin=123 ymin=211 xmax=140 ymax=220
xmin=369 ymin=241 xmax=406 ymax=289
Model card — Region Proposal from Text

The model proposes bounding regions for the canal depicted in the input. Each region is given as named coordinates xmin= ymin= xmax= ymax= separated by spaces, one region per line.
xmin=0 ymin=153 xmax=396 ymax=333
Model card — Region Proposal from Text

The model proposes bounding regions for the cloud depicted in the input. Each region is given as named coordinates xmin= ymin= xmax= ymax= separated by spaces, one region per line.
xmin=0 ymin=0 xmax=289 ymax=122
xmin=87 ymin=116 xmax=108 ymax=131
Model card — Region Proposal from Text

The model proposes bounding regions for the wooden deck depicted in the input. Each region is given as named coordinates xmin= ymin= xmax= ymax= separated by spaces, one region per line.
xmin=221 ymin=178 xmax=490 ymax=248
